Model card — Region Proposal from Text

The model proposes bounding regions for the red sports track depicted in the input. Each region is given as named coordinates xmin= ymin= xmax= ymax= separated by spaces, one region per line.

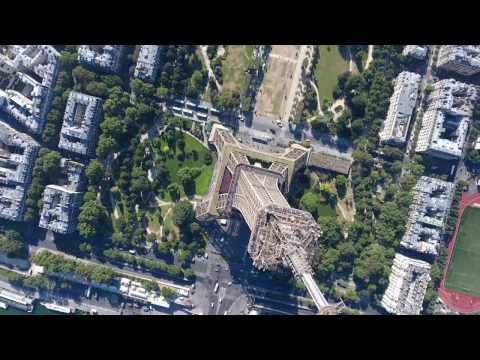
xmin=438 ymin=192 xmax=480 ymax=314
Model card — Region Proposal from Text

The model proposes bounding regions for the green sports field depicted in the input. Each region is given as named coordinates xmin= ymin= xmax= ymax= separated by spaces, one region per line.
xmin=445 ymin=207 xmax=480 ymax=297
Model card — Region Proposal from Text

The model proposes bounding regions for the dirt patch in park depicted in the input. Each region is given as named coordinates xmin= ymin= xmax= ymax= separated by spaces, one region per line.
xmin=222 ymin=45 xmax=252 ymax=94
xmin=255 ymin=45 xmax=300 ymax=119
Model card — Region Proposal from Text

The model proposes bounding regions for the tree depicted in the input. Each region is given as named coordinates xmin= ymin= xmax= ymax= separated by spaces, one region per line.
xmin=343 ymin=287 xmax=360 ymax=304
xmin=353 ymin=243 xmax=392 ymax=301
xmin=319 ymin=183 xmax=336 ymax=203
xmin=353 ymin=150 xmax=374 ymax=169
xmin=313 ymin=246 xmax=338 ymax=281
xmin=156 ymin=86 xmax=169 ymax=100
xmin=172 ymin=200 xmax=194 ymax=228
xmin=100 ymin=75 xmax=123 ymax=88
xmin=345 ymin=74 xmax=367 ymax=96
xmin=96 ymin=135 xmax=119 ymax=158
xmin=189 ymin=222 xmax=201 ymax=239
xmin=299 ymin=191 xmax=319 ymax=218
xmin=381 ymin=146 xmax=404 ymax=161
xmin=130 ymin=167 xmax=151 ymax=197
xmin=157 ymin=241 xmax=172 ymax=255
xmin=310 ymin=117 xmax=330 ymax=133
xmin=188 ymin=70 xmax=206 ymax=98
xmin=336 ymin=241 xmax=357 ymax=274
xmin=167 ymin=183 xmax=181 ymax=201
xmin=100 ymin=116 xmax=125 ymax=141
xmin=216 ymin=90 xmax=240 ymax=111
xmin=83 ymin=187 xmax=98 ymax=202
xmin=38 ymin=150 xmax=62 ymax=182
xmin=335 ymin=108 xmax=352 ymax=138
xmin=161 ymin=287 xmax=175 ymax=299
xmin=59 ymin=52 xmax=78 ymax=70
xmin=335 ymin=175 xmax=348 ymax=198
xmin=79 ymin=242 xmax=93 ymax=254
xmin=183 ymin=267 xmax=194 ymax=280
xmin=424 ymin=84 xmax=434 ymax=95
xmin=77 ymin=200 xmax=110 ymax=239
xmin=23 ymin=275 xmax=55 ymax=290
xmin=177 ymin=138 xmax=186 ymax=153
xmin=72 ymin=66 xmax=96 ymax=87
xmin=131 ymin=78 xmax=155 ymax=99
xmin=317 ymin=217 xmax=343 ymax=247
xmin=86 ymin=81 xmax=109 ymax=98
xmin=85 ymin=159 xmax=105 ymax=186
xmin=337 ymin=71 xmax=351 ymax=90
xmin=206 ymin=45 xmax=218 ymax=60
xmin=153 ymin=163 xmax=169 ymax=187
xmin=204 ymin=152 xmax=213 ymax=165
xmin=178 ymin=167 xmax=200 ymax=194
xmin=176 ymin=248 xmax=191 ymax=265
xmin=0 ymin=230 xmax=23 ymax=257
xmin=350 ymin=118 xmax=364 ymax=139
xmin=350 ymin=93 xmax=367 ymax=117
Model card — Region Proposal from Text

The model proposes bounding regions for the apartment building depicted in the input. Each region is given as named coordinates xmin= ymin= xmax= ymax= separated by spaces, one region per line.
xmin=379 ymin=71 xmax=421 ymax=145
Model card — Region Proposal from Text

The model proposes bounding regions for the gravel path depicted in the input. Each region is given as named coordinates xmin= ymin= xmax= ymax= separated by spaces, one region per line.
xmin=199 ymin=45 xmax=223 ymax=91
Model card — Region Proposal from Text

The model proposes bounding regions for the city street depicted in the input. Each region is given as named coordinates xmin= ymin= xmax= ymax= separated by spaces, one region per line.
xmin=190 ymin=217 xmax=316 ymax=315
xmin=403 ymin=45 xmax=437 ymax=167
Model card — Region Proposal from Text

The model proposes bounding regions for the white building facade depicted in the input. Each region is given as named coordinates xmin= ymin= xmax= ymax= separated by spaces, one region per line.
xmin=379 ymin=71 xmax=421 ymax=145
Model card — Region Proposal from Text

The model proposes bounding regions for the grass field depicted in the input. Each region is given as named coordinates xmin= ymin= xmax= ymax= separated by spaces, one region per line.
xmin=445 ymin=207 xmax=480 ymax=297
xmin=314 ymin=45 xmax=349 ymax=104
xmin=318 ymin=202 xmax=337 ymax=218
xmin=222 ymin=45 xmax=255 ymax=94
xmin=157 ymin=133 xmax=215 ymax=201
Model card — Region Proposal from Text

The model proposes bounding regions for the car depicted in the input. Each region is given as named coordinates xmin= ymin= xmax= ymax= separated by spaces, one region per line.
xmin=211 ymin=302 xmax=215 ymax=309
xmin=214 ymin=282 xmax=219 ymax=293
xmin=219 ymin=298 xmax=223 ymax=304
xmin=220 ymin=237 xmax=224 ymax=243
xmin=227 ymin=281 xmax=233 ymax=286
xmin=219 ymin=219 xmax=228 ymax=226
xmin=129 ymin=249 xmax=136 ymax=255
xmin=204 ymin=253 xmax=208 ymax=259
